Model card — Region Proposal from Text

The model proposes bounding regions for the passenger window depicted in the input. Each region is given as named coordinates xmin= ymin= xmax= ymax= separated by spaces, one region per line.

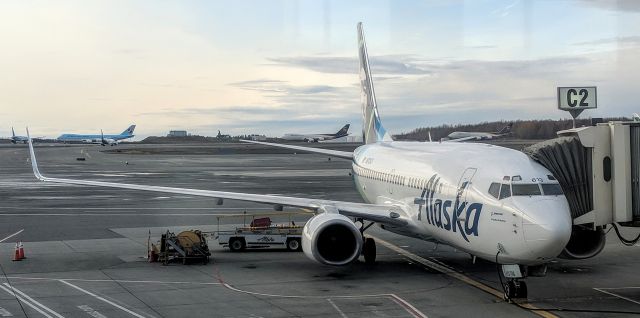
xmin=488 ymin=183 xmax=500 ymax=199
xmin=541 ymin=183 xmax=563 ymax=195
xmin=512 ymin=184 xmax=542 ymax=196
xmin=499 ymin=183 xmax=511 ymax=199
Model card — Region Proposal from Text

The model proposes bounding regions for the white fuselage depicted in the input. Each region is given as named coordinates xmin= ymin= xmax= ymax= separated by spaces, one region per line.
xmin=448 ymin=131 xmax=498 ymax=140
xmin=281 ymin=134 xmax=336 ymax=142
xmin=350 ymin=141 xmax=572 ymax=265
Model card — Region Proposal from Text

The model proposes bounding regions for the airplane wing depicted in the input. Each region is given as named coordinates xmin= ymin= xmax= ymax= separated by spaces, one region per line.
xmin=240 ymin=139 xmax=353 ymax=159
xmin=26 ymin=133 xmax=406 ymax=226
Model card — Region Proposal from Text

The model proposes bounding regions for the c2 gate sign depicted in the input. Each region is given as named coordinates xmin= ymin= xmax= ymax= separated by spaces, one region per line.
xmin=557 ymin=86 xmax=597 ymax=110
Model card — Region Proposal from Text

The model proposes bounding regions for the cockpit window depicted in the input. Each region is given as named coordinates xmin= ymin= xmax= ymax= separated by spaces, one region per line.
xmin=499 ymin=183 xmax=511 ymax=199
xmin=488 ymin=183 xmax=500 ymax=199
xmin=541 ymin=183 xmax=563 ymax=195
xmin=512 ymin=184 xmax=542 ymax=196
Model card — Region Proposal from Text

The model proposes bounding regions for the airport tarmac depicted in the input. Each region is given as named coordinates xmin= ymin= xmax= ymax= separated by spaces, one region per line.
xmin=1 ymin=143 xmax=639 ymax=317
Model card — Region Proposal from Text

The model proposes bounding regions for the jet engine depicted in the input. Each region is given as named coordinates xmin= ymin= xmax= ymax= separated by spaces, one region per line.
xmin=301 ymin=213 xmax=362 ymax=266
xmin=559 ymin=226 xmax=606 ymax=259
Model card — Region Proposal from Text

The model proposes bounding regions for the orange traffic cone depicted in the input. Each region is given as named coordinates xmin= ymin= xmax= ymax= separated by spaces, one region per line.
xmin=12 ymin=243 xmax=21 ymax=261
xmin=18 ymin=241 xmax=25 ymax=260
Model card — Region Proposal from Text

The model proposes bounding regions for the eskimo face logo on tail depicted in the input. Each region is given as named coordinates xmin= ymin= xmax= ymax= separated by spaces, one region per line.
xmin=418 ymin=174 xmax=482 ymax=242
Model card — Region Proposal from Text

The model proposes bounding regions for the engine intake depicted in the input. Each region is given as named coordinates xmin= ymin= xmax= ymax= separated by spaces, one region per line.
xmin=302 ymin=213 xmax=362 ymax=266
xmin=560 ymin=226 xmax=606 ymax=259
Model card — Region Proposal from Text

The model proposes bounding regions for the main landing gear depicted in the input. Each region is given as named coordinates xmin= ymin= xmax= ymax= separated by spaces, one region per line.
xmin=357 ymin=218 xmax=377 ymax=264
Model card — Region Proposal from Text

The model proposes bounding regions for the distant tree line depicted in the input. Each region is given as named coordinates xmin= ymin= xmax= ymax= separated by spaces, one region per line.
xmin=394 ymin=117 xmax=630 ymax=141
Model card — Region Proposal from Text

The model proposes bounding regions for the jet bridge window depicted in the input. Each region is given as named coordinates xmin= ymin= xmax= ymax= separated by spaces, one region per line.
xmin=512 ymin=184 xmax=542 ymax=196
xmin=541 ymin=183 xmax=563 ymax=195
xmin=488 ymin=182 xmax=500 ymax=199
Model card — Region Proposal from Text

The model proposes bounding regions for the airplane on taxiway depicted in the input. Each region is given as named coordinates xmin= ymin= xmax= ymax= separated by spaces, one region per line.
xmin=9 ymin=127 xmax=29 ymax=144
xmin=281 ymin=124 xmax=350 ymax=142
xmin=27 ymin=23 xmax=587 ymax=299
xmin=57 ymin=125 xmax=136 ymax=145
xmin=446 ymin=123 xmax=513 ymax=141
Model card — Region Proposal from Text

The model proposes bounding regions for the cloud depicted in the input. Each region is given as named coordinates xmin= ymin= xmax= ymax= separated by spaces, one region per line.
xmin=572 ymin=36 xmax=640 ymax=47
xmin=267 ymin=55 xmax=433 ymax=75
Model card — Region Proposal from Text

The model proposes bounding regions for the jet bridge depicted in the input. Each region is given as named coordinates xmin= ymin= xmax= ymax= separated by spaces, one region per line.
xmin=524 ymin=121 xmax=640 ymax=259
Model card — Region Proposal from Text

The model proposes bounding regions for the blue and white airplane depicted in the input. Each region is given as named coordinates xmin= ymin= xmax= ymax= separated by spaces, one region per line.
xmin=26 ymin=24 xmax=585 ymax=299
xmin=57 ymin=125 xmax=136 ymax=145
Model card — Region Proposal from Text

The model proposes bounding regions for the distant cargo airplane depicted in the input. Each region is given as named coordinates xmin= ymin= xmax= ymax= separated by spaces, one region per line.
xmin=57 ymin=125 xmax=136 ymax=144
xmin=26 ymin=24 xmax=577 ymax=299
xmin=281 ymin=124 xmax=350 ymax=142
xmin=447 ymin=123 xmax=513 ymax=141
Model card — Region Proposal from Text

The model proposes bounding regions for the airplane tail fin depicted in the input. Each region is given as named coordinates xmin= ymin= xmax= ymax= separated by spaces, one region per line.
xmin=335 ymin=124 xmax=350 ymax=137
xmin=121 ymin=125 xmax=136 ymax=136
xmin=358 ymin=22 xmax=392 ymax=144
xmin=496 ymin=123 xmax=513 ymax=135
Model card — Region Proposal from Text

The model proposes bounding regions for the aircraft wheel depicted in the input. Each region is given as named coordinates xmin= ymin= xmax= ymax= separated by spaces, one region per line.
xmin=504 ymin=280 xmax=527 ymax=300
xmin=363 ymin=237 xmax=376 ymax=264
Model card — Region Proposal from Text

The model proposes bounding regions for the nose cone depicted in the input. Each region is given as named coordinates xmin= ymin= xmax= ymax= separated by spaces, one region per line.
xmin=521 ymin=199 xmax=572 ymax=261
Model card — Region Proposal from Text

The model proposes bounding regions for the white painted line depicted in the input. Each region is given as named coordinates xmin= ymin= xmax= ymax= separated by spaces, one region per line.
xmin=388 ymin=294 xmax=428 ymax=318
xmin=221 ymin=283 xmax=428 ymax=318
xmin=59 ymin=280 xmax=148 ymax=318
xmin=0 ymin=284 xmax=61 ymax=318
xmin=597 ymin=286 xmax=640 ymax=290
xmin=594 ymin=288 xmax=640 ymax=305
xmin=372 ymin=236 xmax=556 ymax=318
xmin=78 ymin=305 xmax=107 ymax=318
xmin=0 ymin=306 xmax=13 ymax=317
xmin=6 ymin=276 xmax=221 ymax=285
xmin=327 ymin=299 xmax=348 ymax=318
xmin=0 ymin=229 xmax=24 ymax=243
xmin=0 ymin=284 xmax=52 ymax=318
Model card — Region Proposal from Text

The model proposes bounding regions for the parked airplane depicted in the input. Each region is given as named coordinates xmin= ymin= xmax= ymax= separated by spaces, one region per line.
xmin=281 ymin=124 xmax=350 ymax=142
xmin=9 ymin=127 xmax=28 ymax=144
xmin=447 ymin=123 xmax=513 ymax=141
xmin=57 ymin=125 xmax=136 ymax=144
xmin=27 ymin=24 xmax=582 ymax=299
xmin=217 ymin=130 xmax=231 ymax=139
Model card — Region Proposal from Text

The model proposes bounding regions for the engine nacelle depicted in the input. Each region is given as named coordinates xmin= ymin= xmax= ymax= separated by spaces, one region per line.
xmin=302 ymin=213 xmax=362 ymax=266
xmin=559 ymin=226 xmax=606 ymax=259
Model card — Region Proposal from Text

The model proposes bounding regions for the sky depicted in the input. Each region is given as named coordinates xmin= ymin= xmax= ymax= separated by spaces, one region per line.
xmin=1 ymin=0 xmax=639 ymax=140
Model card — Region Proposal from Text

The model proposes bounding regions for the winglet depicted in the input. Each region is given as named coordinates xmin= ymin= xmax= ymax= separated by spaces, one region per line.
xmin=26 ymin=127 xmax=44 ymax=180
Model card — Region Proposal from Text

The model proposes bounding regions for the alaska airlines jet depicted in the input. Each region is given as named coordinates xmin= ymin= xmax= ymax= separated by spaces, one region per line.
xmin=57 ymin=125 xmax=136 ymax=144
xmin=281 ymin=124 xmax=350 ymax=142
xmin=26 ymin=24 xmax=575 ymax=299
xmin=447 ymin=123 xmax=513 ymax=141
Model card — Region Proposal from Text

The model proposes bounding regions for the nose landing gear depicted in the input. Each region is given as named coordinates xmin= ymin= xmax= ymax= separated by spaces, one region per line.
xmin=504 ymin=279 xmax=528 ymax=300
xmin=499 ymin=264 xmax=529 ymax=301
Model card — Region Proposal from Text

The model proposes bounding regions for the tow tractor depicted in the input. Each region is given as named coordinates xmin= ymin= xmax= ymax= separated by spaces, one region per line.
xmin=216 ymin=217 xmax=304 ymax=252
